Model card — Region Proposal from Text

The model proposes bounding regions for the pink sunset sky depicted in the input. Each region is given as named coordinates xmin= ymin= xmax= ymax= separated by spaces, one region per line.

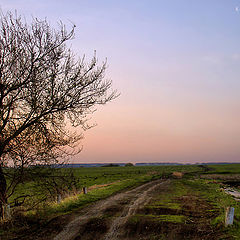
xmin=1 ymin=0 xmax=240 ymax=163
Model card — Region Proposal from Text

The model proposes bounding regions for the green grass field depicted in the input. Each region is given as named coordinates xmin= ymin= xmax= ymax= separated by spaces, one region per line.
xmin=204 ymin=164 xmax=240 ymax=174
xmin=2 ymin=163 xmax=240 ymax=239
xmin=8 ymin=164 xmax=201 ymax=213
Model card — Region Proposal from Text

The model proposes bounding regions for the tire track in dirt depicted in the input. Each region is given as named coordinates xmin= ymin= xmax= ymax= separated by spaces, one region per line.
xmin=104 ymin=179 xmax=168 ymax=240
xmin=53 ymin=179 xmax=168 ymax=240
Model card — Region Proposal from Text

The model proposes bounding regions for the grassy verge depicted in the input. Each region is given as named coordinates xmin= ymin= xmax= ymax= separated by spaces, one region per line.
xmin=43 ymin=174 xmax=154 ymax=217
xmin=7 ymin=165 xmax=201 ymax=208
xmin=1 ymin=174 xmax=157 ymax=240
xmin=126 ymin=177 xmax=240 ymax=239
xmin=182 ymin=178 xmax=240 ymax=238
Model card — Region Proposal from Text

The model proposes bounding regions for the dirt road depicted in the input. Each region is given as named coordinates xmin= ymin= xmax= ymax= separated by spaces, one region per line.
xmin=53 ymin=179 xmax=168 ymax=240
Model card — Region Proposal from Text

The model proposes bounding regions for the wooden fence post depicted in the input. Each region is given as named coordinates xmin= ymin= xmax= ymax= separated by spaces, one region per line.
xmin=2 ymin=204 xmax=11 ymax=221
xmin=57 ymin=194 xmax=62 ymax=203
xmin=83 ymin=187 xmax=87 ymax=194
xmin=225 ymin=207 xmax=234 ymax=226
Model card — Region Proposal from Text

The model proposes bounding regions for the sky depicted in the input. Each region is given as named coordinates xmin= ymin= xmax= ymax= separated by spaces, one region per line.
xmin=1 ymin=0 xmax=240 ymax=163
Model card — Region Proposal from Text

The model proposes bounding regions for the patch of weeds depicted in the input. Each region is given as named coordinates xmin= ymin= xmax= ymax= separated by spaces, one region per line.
xmin=182 ymin=179 xmax=240 ymax=225
xmin=174 ymin=178 xmax=240 ymax=238
xmin=148 ymin=202 xmax=181 ymax=210
xmin=130 ymin=214 xmax=177 ymax=225
xmin=128 ymin=178 xmax=230 ymax=239
xmin=138 ymin=206 xmax=181 ymax=216
xmin=43 ymin=176 xmax=153 ymax=216
xmin=125 ymin=215 xmax=184 ymax=240
xmin=146 ymin=214 xmax=186 ymax=223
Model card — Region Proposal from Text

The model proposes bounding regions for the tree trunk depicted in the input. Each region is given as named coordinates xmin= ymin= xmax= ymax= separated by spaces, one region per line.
xmin=0 ymin=164 xmax=7 ymax=220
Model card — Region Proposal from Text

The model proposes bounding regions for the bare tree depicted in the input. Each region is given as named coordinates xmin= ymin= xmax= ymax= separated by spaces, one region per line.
xmin=0 ymin=11 xmax=118 ymax=218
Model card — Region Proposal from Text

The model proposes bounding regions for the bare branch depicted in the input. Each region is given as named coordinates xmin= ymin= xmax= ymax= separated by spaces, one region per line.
xmin=0 ymin=10 xmax=118 ymax=217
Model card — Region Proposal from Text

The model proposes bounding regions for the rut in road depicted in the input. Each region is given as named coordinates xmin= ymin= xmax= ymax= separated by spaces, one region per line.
xmin=53 ymin=179 xmax=168 ymax=240
xmin=103 ymin=179 xmax=168 ymax=240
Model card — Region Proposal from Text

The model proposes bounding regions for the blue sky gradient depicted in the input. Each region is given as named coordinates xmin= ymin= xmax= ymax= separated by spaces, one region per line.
xmin=1 ymin=0 xmax=240 ymax=163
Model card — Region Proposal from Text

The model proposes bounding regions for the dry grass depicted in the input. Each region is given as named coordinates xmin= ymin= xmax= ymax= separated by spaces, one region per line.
xmin=201 ymin=174 xmax=240 ymax=180
xmin=172 ymin=172 xmax=184 ymax=178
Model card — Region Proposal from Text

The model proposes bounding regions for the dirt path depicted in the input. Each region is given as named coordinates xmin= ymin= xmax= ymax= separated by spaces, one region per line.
xmin=53 ymin=179 xmax=168 ymax=240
